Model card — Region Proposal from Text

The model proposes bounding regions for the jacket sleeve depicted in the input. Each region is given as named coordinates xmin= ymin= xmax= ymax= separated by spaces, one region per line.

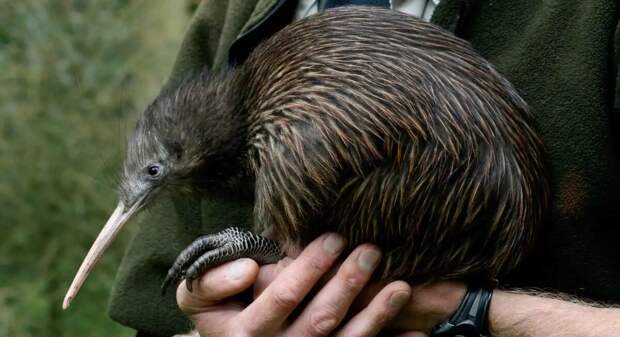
xmin=168 ymin=0 xmax=276 ymax=80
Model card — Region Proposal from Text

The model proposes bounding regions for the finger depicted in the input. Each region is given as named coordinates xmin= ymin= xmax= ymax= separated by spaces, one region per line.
xmin=180 ymin=258 xmax=260 ymax=336
xmin=254 ymin=257 xmax=295 ymax=298
xmin=176 ymin=258 xmax=259 ymax=316
xmin=239 ymin=233 xmax=346 ymax=335
xmin=334 ymin=281 xmax=411 ymax=337
xmin=287 ymin=244 xmax=382 ymax=337
xmin=389 ymin=281 xmax=466 ymax=332
xmin=351 ymin=282 xmax=386 ymax=311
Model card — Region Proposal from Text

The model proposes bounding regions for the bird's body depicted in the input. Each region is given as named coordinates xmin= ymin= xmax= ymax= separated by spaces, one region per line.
xmin=63 ymin=6 xmax=549 ymax=308
xmin=233 ymin=7 xmax=547 ymax=283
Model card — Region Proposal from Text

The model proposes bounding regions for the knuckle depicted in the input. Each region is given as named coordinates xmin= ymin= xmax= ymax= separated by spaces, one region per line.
xmin=270 ymin=285 xmax=300 ymax=310
xmin=306 ymin=254 xmax=329 ymax=273
xmin=307 ymin=308 xmax=339 ymax=336
xmin=373 ymin=308 xmax=391 ymax=326
xmin=341 ymin=274 xmax=364 ymax=291
xmin=338 ymin=265 xmax=365 ymax=292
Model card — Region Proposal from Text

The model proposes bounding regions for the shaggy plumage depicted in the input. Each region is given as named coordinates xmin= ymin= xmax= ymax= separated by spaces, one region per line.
xmin=122 ymin=6 xmax=549 ymax=285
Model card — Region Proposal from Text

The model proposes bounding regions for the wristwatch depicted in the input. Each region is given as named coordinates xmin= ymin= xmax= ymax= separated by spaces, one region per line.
xmin=430 ymin=285 xmax=494 ymax=337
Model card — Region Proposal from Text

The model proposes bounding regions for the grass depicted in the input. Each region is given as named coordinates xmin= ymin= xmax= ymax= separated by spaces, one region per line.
xmin=0 ymin=1 xmax=187 ymax=336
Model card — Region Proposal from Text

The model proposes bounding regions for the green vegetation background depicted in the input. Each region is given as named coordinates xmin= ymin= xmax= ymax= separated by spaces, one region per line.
xmin=0 ymin=1 xmax=188 ymax=336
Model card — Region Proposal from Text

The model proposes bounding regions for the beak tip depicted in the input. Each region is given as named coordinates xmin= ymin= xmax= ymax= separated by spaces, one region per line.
xmin=62 ymin=294 xmax=72 ymax=310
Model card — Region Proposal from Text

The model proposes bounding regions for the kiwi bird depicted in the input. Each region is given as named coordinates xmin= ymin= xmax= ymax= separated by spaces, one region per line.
xmin=63 ymin=6 xmax=548 ymax=308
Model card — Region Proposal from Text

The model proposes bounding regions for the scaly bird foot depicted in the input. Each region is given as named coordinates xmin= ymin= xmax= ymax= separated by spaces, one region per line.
xmin=161 ymin=227 xmax=281 ymax=294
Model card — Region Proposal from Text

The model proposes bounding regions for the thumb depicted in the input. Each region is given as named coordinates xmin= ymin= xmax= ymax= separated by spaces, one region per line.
xmin=176 ymin=258 xmax=259 ymax=316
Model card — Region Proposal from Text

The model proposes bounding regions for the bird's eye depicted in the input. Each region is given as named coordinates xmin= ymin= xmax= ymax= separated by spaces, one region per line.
xmin=146 ymin=164 xmax=162 ymax=178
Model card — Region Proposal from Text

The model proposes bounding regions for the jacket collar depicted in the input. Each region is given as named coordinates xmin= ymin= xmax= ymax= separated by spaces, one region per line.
xmin=228 ymin=0 xmax=392 ymax=66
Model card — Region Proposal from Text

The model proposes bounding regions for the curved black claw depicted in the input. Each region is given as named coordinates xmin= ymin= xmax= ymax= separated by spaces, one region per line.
xmin=161 ymin=227 xmax=281 ymax=295
xmin=161 ymin=270 xmax=185 ymax=295
xmin=161 ymin=234 xmax=223 ymax=295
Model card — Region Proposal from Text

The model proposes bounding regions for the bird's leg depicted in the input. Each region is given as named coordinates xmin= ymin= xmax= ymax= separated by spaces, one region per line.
xmin=161 ymin=227 xmax=281 ymax=294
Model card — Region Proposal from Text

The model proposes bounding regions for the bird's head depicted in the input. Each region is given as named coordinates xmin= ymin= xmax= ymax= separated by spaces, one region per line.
xmin=63 ymin=69 xmax=244 ymax=309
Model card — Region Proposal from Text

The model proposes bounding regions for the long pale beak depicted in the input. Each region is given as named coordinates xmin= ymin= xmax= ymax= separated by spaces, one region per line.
xmin=62 ymin=197 xmax=144 ymax=309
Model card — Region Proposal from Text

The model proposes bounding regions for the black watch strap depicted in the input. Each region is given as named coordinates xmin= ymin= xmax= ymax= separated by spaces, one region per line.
xmin=431 ymin=286 xmax=494 ymax=337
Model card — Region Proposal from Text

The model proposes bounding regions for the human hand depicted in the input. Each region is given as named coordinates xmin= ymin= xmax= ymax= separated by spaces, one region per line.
xmin=356 ymin=280 xmax=466 ymax=336
xmin=176 ymin=233 xmax=412 ymax=337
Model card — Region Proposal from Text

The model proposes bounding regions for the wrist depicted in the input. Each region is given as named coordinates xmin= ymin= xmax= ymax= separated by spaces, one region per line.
xmin=390 ymin=281 xmax=466 ymax=332
xmin=431 ymin=286 xmax=494 ymax=337
xmin=488 ymin=290 xmax=545 ymax=336
xmin=427 ymin=282 xmax=469 ymax=326
xmin=487 ymin=290 xmax=508 ymax=336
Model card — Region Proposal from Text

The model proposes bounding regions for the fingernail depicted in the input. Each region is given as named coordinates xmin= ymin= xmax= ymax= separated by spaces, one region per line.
xmin=389 ymin=291 xmax=410 ymax=310
xmin=322 ymin=233 xmax=345 ymax=255
xmin=227 ymin=259 xmax=249 ymax=280
xmin=358 ymin=249 xmax=381 ymax=272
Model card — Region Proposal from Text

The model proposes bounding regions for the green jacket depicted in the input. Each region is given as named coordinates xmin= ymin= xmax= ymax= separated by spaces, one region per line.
xmin=108 ymin=1 xmax=620 ymax=336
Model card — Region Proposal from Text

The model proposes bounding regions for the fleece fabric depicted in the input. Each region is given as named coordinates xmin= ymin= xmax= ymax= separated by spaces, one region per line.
xmin=432 ymin=0 xmax=620 ymax=299
xmin=108 ymin=1 xmax=619 ymax=336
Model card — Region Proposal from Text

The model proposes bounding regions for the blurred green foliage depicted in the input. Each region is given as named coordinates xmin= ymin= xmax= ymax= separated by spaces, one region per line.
xmin=0 ymin=1 xmax=186 ymax=336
